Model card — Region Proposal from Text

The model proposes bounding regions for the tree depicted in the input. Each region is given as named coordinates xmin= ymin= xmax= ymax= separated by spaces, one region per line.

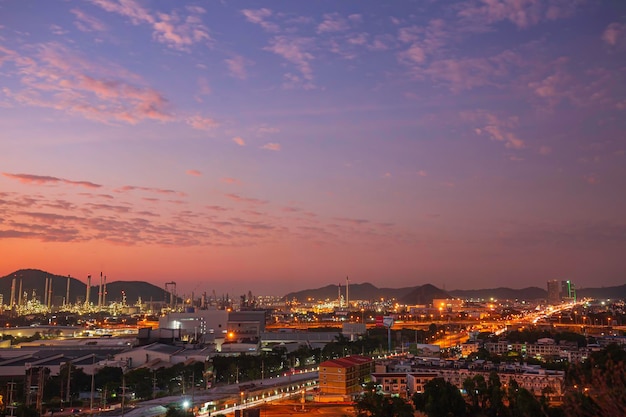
xmin=506 ymin=379 xmax=546 ymax=417
xmin=355 ymin=383 xmax=414 ymax=417
xmin=563 ymin=344 xmax=626 ymax=417
xmin=413 ymin=377 xmax=467 ymax=417
xmin=125 ymin=367 xmax=153 ymax=400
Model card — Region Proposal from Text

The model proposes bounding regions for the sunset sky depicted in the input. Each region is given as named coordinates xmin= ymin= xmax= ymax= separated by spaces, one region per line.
xmin=1 ymin=1 xmax=625 ymax=297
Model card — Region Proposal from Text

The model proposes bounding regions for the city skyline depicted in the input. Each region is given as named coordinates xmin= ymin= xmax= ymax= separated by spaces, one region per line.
xmin=1 ymin=1 xmax=625 ymax=296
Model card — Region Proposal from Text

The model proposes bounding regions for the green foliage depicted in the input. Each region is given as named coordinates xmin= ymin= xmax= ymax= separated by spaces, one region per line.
xmin=355 ymin=383 xmax=414 ymax=417
xmin=563 ymin=344 xmax=626 ymax=417
xmin=125 ymin=367 xmax=153 ymax=400
xmin=413 ymin=377 xmax=467 ymax=417
xmin=165 ymin=405 xmax=194 ymax=417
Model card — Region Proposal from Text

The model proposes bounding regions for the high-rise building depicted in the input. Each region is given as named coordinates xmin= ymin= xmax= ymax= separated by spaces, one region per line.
xmin=561 ymin=280 xmax=576 ymax=302
xmin=547 ymin=279 xmax=576 ymax=304
xmin=547 ymin=280 xmax=561 ymax=304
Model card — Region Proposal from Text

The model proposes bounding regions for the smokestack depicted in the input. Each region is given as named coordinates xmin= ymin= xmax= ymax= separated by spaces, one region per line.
xmin=48 ymin=277 xmax=53 ymax=308
xmin=102 ymin=275 xmax=107 ymax=307
xmin=338 ymin=283 xmax=342 ymax=307
xmin=10 ymin=277 xmax=16 ymax=307
xmin=98 ymin=272 xmax=103 ymax=308
xmin=18 ymin=279 xmax=23 ymax=306
xmin=346 ymin=276 xmax=349 ymax=308
xmin=66 ymin=275 xmax=71 ymax=305
xmin=86 ymin=274 xmax=91 ymax=306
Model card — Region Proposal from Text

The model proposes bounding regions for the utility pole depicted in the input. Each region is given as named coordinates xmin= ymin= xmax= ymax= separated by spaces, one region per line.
xmin=7 ymin=381 xmax=16 ymax=417
xmin=121 ymin=374 xmax=126 ymax=417
xmin=66 ymin=361 xmax=72 ymax=406
xmin=90 ymin=355 xmax=96 ymax=412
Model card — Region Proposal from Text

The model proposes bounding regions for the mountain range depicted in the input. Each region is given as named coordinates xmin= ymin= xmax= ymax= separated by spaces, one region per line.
xmin=2 ymin=269 xmax=625 ymax=307
xmin=284 ymin=282 xmax=626 ymax=304
xmin=0 ymin=269 xmax=171 ymax=306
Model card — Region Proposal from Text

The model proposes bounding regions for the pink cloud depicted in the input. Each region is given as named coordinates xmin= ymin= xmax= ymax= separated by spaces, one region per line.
xmin=220 ymin=177 xmax=241 ymax=185
xmin=602 ymin=22 xmax=626 ymax=46
xmin=232 ymin=136 xmax=246 ymax=146
xmin=116 ymin=185 xmax=186 ymax=197
xmin=264 ymin=36 xmax=315 ymax=81
xmin=417 ymin=170 xmax=428 ymax=177
xmin=241 ymin=8 xmax=279 ymax=32
xmin=463 ymin=110 xmax=525 ymax=149
xmin=456 ymin=0 xmax=580 ymax=30
xmin=91 ymin=0 xmax=211 ymax=51
xmin=186 ymin=169 xmax=202 ymax=177
xmin=224 ymin=193 xmax=268 ymax=205
xmin=539 ymin=146 xmax=552 ymax=155
xmin=225 ymin=55 xmax=251 ymax=79
xmin=1 ymin=43 xmax=172 ymax=124
xmin=71 ymin=9 xmax=107 ymax=32
xmin=152 ymin=12 xmax=212 ymax=51
xmin=261 ymin=142 xmax=281 ymax=151
xmin=317 ymin=13 xmax=350 ymax=33
xmin=3 ymin=172 xmax=102 ymax=188
xmin=186 ymin=115 xmax=219 ymax=130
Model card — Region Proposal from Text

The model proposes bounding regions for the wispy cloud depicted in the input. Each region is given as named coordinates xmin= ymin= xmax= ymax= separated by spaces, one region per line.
xmin=90 ymin=0 xmax=212 ymax=51
xmin=115 ymin=185 xmax=187 ymax=197
xmin=3 ymin=173 xmax=102 ymax=188
xmin=225 ymin=55 xmax=251 ymax=79
xmin=186 ymin=169 xmax=202 ymax=177
xmin=220 ymin=177 xmax=241 ymax=185
xmin=186 ymin=115 xmax=219 ymax=130
xmin=602 ymin=22 xmax=626 ymax=46
xmin=241 ymin=8 xmax=279 ymax=32
xmin=265 ymin=36 xmax=315 ymax=84
xmin=224 ymin=193 xmax=268 ymax=205
xmin=462 ymin=111 xmax=525 ymax=149
xmin=261 ymin=142 xmax=281 ymax=151
xmin=232 ymin=136 xmax=246 ymax=146
xmin=317 ymin=13 xmax=351 ymax=33
xmin=257 ymin=126 xmax=280 ymax=134
xmin=71 ymin=8 xmax=107 ymax=32
xmin=0 ymin=43 xmax=173 ymax=124
xmin=456 ymin=0 xmax=581 ymax=30
xmin=539 ymin=146 xmax=552 ymax=156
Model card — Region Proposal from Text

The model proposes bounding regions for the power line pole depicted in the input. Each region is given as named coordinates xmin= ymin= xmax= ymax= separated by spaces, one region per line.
xmin=7 ymin=381 xmax=16 ymax=417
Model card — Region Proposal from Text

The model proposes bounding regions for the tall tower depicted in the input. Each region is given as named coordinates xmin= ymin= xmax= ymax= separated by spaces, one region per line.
xmin=547 ymin=280 xmax=560 ymax=305
xmin=98 ymin=272 xmax=103 ymax=309
xmin=102 ymin=275 xmax=107 ymax=307
xmin=338 ymin=283 xmax=342 ymax=307
xmin=66 ymin=275 xmax=71 ymax=305
xmin=85 ymin=274 xmax=91 ymax=306
xmin=10 ymin=277 xmax=16 ymax=307
xmin=346 ymin=276 xmax=349 ymax=309
xmin=47 ymin=277 xmax=53 ymax=308
xmin=44 ymin=277 xmax=48 ymax=306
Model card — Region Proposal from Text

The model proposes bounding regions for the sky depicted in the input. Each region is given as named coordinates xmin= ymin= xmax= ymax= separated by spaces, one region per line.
xmin=1 ymin=0 xmax=625 ymax=297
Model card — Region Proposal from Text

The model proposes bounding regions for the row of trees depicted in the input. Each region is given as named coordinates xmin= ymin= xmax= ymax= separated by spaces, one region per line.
xmin=355 ymin=344 xmax=626 ymax=417
xmin=356 ymin=373 xmax=560 ymax=417
xmin=3 ymin=360 xmax=205 ymax=416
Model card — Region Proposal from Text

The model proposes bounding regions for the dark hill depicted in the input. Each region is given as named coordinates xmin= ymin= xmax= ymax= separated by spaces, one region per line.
xmin=283 ymin=282 xmax=415 ymax=302
xmin=0 ymin=269 xmax=172 ymax=306
xmin=448 ymin=287 xmax=547 ymax=301
xmin=398 ymin=284 xmax=450 ymax=305
xmin=577 ymin=284 xmax=626 ymax=300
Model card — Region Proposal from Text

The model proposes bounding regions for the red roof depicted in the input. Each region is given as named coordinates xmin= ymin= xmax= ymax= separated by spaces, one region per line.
xmin=320 ymin=355 xmax=373 ymax=369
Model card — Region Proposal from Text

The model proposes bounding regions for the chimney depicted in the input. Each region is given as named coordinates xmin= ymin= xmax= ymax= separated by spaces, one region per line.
xmin=86 ymin=274 xmax=91 ymax=306
xmin=66 ymin=275 xmax=71 ymax=305
xmin=10 ymin=277 xmax=16 ymax=307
